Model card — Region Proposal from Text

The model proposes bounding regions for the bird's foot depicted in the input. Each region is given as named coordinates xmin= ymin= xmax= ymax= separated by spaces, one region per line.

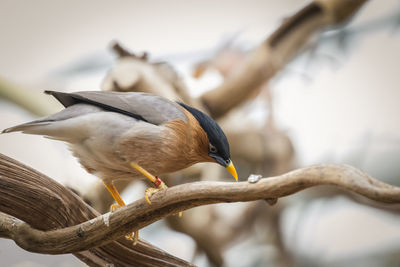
xmin=109 ymin=204 xmax=139 ymax=245
xmin=129 ymin=163 xmax=182 ymax=214
xmin=144 ymin=181 xmax=182 ymax=216
xmin=110 ymin=203 xmax=120 ymax=212
xmin=130 ymin=162 xmax=169 ymax=206
xmin=125 ymin=230 xmax=139 ymax=245
xmin=145 ymin=180 xmax=168 ymax=205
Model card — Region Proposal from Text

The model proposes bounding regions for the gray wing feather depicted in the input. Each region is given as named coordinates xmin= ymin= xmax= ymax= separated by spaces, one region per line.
xmin=45 ymin=90 xmax=187 ymax=125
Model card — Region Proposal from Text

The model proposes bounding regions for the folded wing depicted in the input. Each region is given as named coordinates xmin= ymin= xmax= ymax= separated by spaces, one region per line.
xmin=2 ymin=91 xmax=188 ymax=141
xmin=45 ymin=90 xmax=187 ymax=125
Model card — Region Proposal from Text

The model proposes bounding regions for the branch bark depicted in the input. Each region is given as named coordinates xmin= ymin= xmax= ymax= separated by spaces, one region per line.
xmin=0 ymin=153 xmax=193 ymax=267
xmin=1 ymin=153 xmax=399 ymax=257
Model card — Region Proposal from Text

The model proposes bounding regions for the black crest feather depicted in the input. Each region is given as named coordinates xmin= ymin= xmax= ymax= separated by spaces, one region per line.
xmin=178 ymin=103 xmax=230 ymax=161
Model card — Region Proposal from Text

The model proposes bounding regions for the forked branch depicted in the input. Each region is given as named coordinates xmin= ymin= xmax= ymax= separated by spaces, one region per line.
xmin=0 ymin=153 xmax=193 ymax=267
xmin=0 ymin=153 xmax=399 ymax=257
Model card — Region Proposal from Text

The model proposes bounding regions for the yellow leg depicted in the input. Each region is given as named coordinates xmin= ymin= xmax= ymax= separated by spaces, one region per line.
xmin=105 ymin=183 xmax=126 ymax=207
xmin=130 ymin=163 xmax=157 ymax=184
xmin=130 ymin=162 xmax=183 ymax=216
xmin=104 ymin=182 xmax=139 ymax=245
xmin=130 ymin=162 xmax=168 ymax=205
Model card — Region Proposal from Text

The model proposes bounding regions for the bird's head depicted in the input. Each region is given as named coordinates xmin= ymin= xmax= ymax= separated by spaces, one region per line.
xmin=178 ymin=103 xmax=238 ymax=181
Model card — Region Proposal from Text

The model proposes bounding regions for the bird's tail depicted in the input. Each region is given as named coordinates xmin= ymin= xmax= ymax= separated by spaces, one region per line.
xmin=2 ymin=119 xmax=77 ymax=142
xmin=2 ymin=120 xmax=52 ymax=134
xmin=2 ymin=103 xmax=103 ymax=142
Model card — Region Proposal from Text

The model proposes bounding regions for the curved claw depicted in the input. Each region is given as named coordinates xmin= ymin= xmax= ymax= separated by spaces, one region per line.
xmin=110 ymin=204 xmax=121 ymax=212
xmin=144 ymin=184 xmax=168 ymax=205
xmin=125 ymin=230 xmax=139 ymax=245
xmin=145 ymin=191 xmax=152 ymax=205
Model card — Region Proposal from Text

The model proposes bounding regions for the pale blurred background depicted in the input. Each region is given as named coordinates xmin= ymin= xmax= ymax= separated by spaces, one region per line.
xmin=0 ymin=0 xmax=400 ymax=266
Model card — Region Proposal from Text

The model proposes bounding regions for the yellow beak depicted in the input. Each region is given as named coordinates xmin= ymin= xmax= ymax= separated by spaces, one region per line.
xmin=226 ymin=161 xmax=238 ymax=181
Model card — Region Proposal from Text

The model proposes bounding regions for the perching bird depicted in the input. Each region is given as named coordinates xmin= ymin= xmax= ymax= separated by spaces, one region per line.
xmin=2 ymin=90 xmax=238 ymax=244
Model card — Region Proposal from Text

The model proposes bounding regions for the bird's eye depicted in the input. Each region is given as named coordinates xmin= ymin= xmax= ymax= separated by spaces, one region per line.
xmin=209 ymin=144 xmax=217 ymax=153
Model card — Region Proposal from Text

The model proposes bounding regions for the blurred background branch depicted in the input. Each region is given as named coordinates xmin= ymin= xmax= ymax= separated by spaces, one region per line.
xmin=200 ymin=0 xmax=368 ymax=118
xmin=0 ymin=78 xmax=57 ymax=116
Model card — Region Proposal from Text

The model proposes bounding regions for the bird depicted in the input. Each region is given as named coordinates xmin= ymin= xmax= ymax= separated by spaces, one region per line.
xmin=2 ymin=90 xmax=238 ymax=244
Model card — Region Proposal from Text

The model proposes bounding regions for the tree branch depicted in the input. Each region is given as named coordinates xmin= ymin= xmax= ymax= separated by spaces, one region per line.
xmin=200 ymin=0 xmax=368 ymax=118
xmin=1 ymin=152 xmax=399 ymax=256
xmin=0 ymin=153 xmax=193 ymax=267
xmin=0 ymin=78 xmax=58 ymax=116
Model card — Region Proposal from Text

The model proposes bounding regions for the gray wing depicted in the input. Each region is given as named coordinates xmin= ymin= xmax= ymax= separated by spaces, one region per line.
xmin=45 ymin=90 xmax=188 ymax=125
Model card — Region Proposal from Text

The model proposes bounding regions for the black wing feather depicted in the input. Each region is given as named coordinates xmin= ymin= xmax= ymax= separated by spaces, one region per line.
xmin=45 ymin=90 xmax=187 ymax=125
xmin=45 ymin=90 xmax=149 ymax=122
